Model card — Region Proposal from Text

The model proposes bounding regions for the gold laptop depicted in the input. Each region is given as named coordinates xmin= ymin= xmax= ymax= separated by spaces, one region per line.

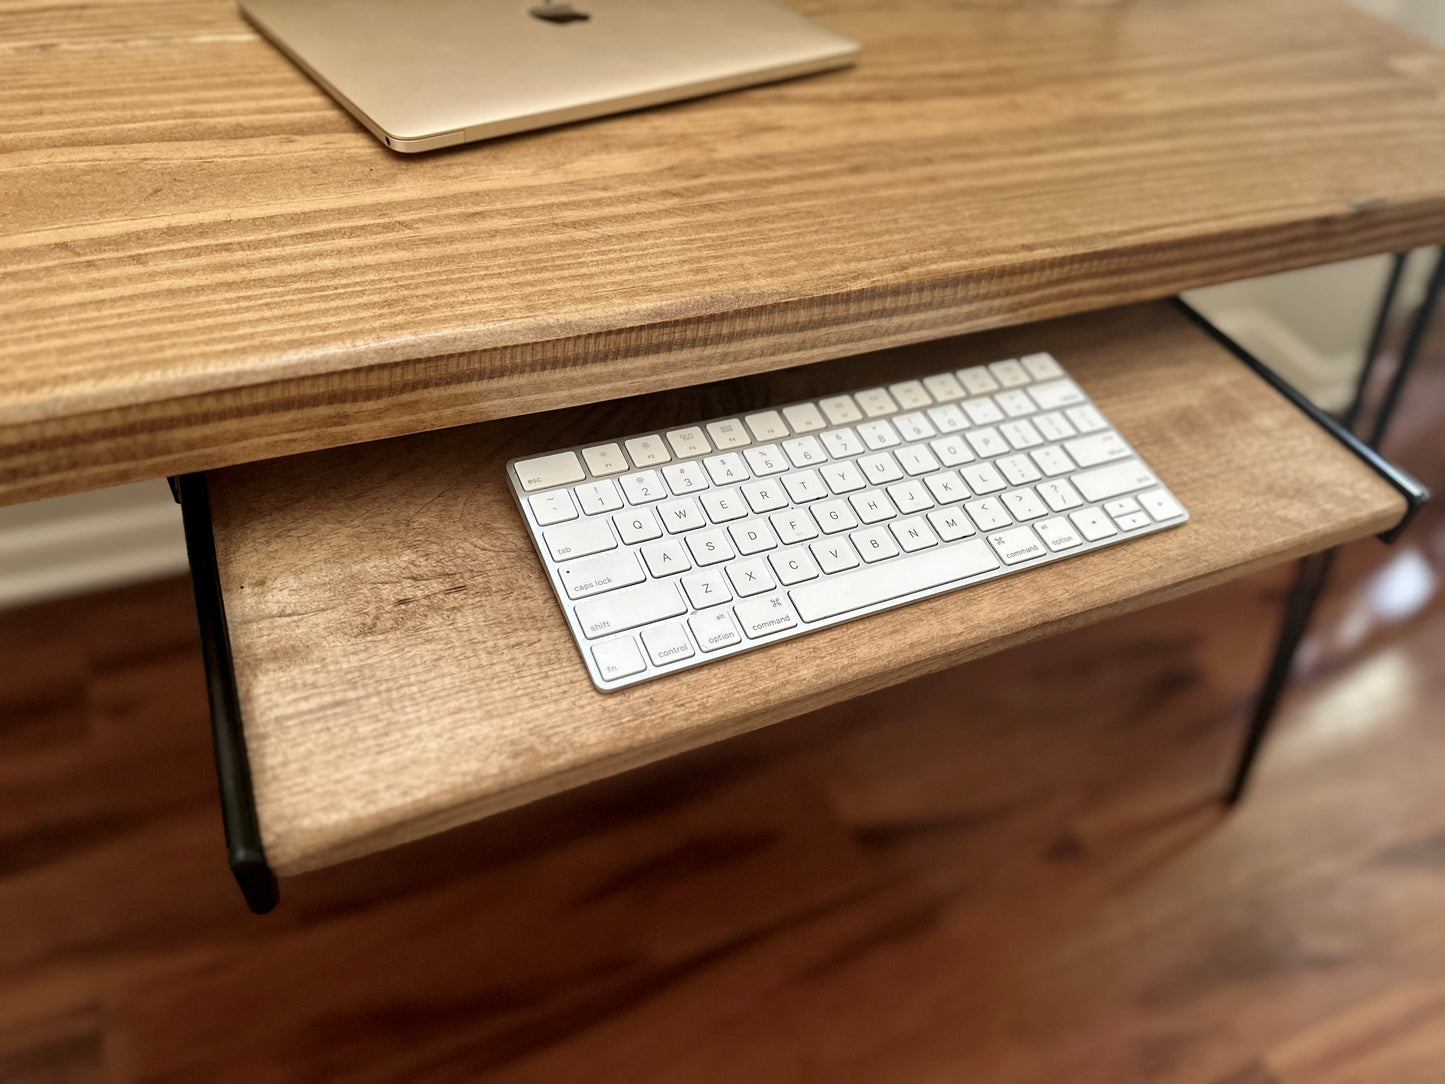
xmin=239 ymin=0 xmax=859 ymax=152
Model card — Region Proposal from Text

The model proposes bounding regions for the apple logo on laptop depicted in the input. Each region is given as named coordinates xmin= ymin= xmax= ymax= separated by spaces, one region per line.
xmin=530 ymin=1 xmax=589 ymax=23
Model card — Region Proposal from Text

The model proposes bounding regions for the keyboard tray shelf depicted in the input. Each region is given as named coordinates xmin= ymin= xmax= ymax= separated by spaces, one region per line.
xmin=204 ymin=301 xmax=1407 ymax=878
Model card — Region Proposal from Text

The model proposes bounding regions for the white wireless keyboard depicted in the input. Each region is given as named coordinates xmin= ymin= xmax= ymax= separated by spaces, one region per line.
xmin=507 ymin=353 xmax=1188 ymax=691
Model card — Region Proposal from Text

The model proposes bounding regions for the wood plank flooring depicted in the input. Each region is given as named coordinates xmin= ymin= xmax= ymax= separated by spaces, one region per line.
xmin=1 ymin=357 xmax=1442 ymax=1082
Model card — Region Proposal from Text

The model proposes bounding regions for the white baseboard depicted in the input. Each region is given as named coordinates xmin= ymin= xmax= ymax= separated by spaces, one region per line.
xmin=0 ymin=480 xmax=189 ymax=610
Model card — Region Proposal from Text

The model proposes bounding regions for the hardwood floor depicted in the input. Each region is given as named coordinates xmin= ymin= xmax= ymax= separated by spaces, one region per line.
xmin=1 ymin=360 xmax=1442 ymax=1083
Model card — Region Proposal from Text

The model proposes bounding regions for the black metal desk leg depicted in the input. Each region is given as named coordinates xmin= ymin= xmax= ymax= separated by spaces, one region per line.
xmin=1226 ymin=247 xmax=1442 ymax=805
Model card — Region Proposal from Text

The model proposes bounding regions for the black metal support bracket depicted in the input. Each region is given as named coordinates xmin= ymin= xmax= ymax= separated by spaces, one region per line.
xmin=1175 ymin=247 xmax=1438 ymax=805
xmin=1172 ymin=298 xmax=1429 ymax=542
xmin=172 ymin=473 xmax=278 ymax=914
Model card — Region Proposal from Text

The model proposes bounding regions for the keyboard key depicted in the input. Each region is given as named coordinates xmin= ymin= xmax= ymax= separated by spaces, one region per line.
xmin=859 ymin=452 xmax=904 ymax=485
xmin=1021 ymin=352 xmax=1063 ymax=380
xmin=995 ymin=389 xmax=1037 ymax=418
xmin=686 ymin=528 xmax=735 ymax=566
xmin=1030 ymin=446 xmax=1075 ymax=477
xmin=690 ymin=609 xmax=742 ymax=652
xmin=929 ymin=434 xmax=974 ymax=467
xmin=965 ymin=497 xmax=1011 ymax=531
xmin=821 ymin=427 xmax=865 ymax=458
xmin=1069 ymin=507 xmax=1117 ymax=541
xmin=812 ymin=499 xmax=859 ymax=534
xmin=1027 ymin=379 xmax=1087 ymax=410
xmin=858 ymin=419 xmax=902 ymax=450
xmin=771 ymin=509 xmax=820 ymax=544
xmin=887 ymin=479 xmax=935 ymax=515
xmin=850 ymin=491 xmax=898 ymax=523
xmin=1002 ymin=488 xmax=1048 ymax=521
xmin=581 ymin=444 xmax=629 ymax=477
xmin=1035 ymin=516 xmax=1083 ymax=551
xmin=957 ymin=366 xmax=1000 ymax=395
xmin=770 ymin=546 xmax=821 ymax=585
xmin=625 ymin=434 xmax=671 ymax=467
xmin=926 ymin=404 xmax=969 ymax=433
xmin=700 ymin=487 xmax=748 ymax=522
xmin=657 ymin=497 xmax=706 ymax=533
xmin=620 ymin=470 xmax=667 ymax=504
xmin=706 ymin=418 xmax=752 ymax=448
xmin=592 ymin=635 xmax=647 ymax=680
xmin=851 ymin=525 xmax=900 ymax=562
xmin=575 ymin=580 xmax=686 ymax=639
xmin=559 ymin=551 xmax=646 ymax=599
xmin=1139 ymin=488 xmax=1186 ymax=521
xmin=927 ymin=507 xmax=976 ymax=542
xmin=575 ymin=479 xmax=624 ymax=515
xmin=990 ymin=359 xmax=1030 ymax=387
xmin=665 ymin=426 xmax=711 ymax=459
xmin=897 ymin=444 xmax=941 ymax=477
xmin=987 ymin=525 xmax=1046 ymax=564
xmin=613 ymin=508 xmax=662 ymax=543
xmin=1065 ymin=431 xmax=1131 ymax=467
xmin=791 ymin=538 xmax=999 ymax=622
xmin=855 ymin=387 xmax=899 ymax=417
xmin=963 ymin=398 xmax=1005 ymax=425
xmin=782 ymin=402 xmax=827 ymax=433
xmin=893 ymin=412 xmax=936 ymax=442
xmin=996 ymin=454 xmax=1041 ymax=487
xmin=1065 ymin=404 xmax=1108 ymax=433
xmin=783 ymin=436 xmax=827 ymax=468
xmin=1001 ymin=419 xmax=1043 ymax=449
xmin=1105 ymin=497 xmax=1142 ymax=518
xmin=959 ymin=463 xmax=1006 ymax=494
xmin=727 ymin=558 xmax=775 ymax=597
xmin=515 ymin=451 xmax=585 ymax=492
xmin=745 ymin=410 xmax=791 ymax=442
xmin=923 ymin=470 xmax=968 ymax=505
xmin=923 ymin=372 xmax=966 ymax=401
xmin=1038 ymin=478 xmax=1084 ymax=512
xmin=703 ymin=452 xmax=749 ymax=486
xmin=820 ymin=460 xmax=867 ymax=494
xmin=1114 ymin=511 xmax=1152 ymax=531
xmin=545 ymin=517 xmax=616 ymax=562
xmin=642 ymin=622 xmax=696 ymax=666
xmin=641 ymin=537 xmax=691 ymax=576
xmin=889 ymin=380 xmax=933 ymax=409
xmin=1033 ymin=411 xmax=1076 ymax=441
xmin=662 ymin=461 xmax=709 ymax=494
xmin=1073 ymin=458 xmax=1158 ymax=502
xmin=818 ymin=394 xmax=864 ymax=425
xmin=741 ymin=478 xmax=788 ymax=513
xmin=744 ymin=444 xmax=788 ymax=476
xmin=965 ymin=427 xmax=1009 ymax=458
xmin=890 ymin=516 xmax=938 ymax=552
xmin=781 ymin=469 xmax=828 ymax=503
xmin=810 ymin=537 xmax=861 ymax=573
xmin=682 ymin=569 xmax=733 ymax=608
xmin=729 ymin=519 xmax=778 ymax=554
xmin=736 ymin=593 xmax=799 ymax=638
xmin=528 ymin=490 xmax=578 ymax=526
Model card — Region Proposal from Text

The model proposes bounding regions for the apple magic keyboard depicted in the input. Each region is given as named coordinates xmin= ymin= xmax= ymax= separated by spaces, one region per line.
xmin=507 ymin=352 xmax=1188 ymax=691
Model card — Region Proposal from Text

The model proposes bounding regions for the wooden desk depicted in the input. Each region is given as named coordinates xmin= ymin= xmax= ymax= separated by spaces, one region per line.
xmin=4 ymin=0 xmax=1445 ymax=505
xmin=2 ymin=0 xmax=1440 ymax=885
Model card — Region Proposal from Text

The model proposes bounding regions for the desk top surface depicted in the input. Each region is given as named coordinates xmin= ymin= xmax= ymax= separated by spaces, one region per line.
xmin=5 ymin=0 xmax=1445 ymax=504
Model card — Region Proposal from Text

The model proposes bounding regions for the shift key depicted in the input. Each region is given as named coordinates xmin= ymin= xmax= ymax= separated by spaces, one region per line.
xmin=575 ymin=580 xmax=686 ymax=639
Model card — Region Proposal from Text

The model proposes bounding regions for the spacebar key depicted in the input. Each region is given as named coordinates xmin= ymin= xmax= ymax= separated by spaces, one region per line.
xmin=790 ymin=540 xmax=1000 ymax=623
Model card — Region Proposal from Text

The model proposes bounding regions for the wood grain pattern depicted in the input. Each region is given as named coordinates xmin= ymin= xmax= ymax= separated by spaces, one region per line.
xmin=205 ymin=302 xmax=1406 ymax=874
xmin=3 ymin=393 xmax=1445 ymax=1084
xmin=5 ymin=0 xmax=1445 ymax=504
